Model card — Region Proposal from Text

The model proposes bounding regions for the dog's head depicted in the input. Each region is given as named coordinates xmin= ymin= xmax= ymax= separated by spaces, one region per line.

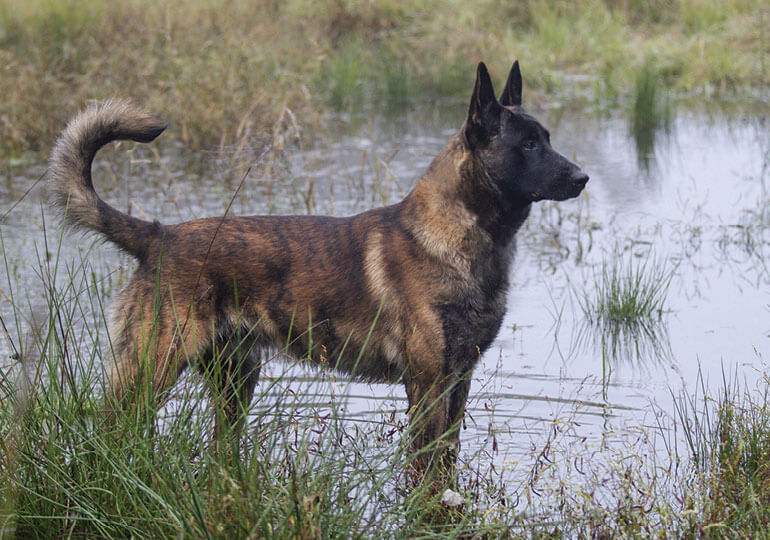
xmin=461 ymin=61 xmax=588 ymax=203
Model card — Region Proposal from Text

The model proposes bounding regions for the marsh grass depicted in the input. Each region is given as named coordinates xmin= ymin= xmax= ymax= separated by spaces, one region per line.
xmin=322 ymin=41 xmax=414 ymax=111
xmin=0 ymin=0 xmax=766 ymax=157
xmin=588 ymin=256 xmax=672 ymax=326
xmin=325 ymin=41 xmax=369 ymax=110
xmin=672 ymin=368 xmax=770 ymax=537
xmin=501 ymin=363 xmax=770 ymax=538
xmin=577 ymin=254 xmax=674 ymax=374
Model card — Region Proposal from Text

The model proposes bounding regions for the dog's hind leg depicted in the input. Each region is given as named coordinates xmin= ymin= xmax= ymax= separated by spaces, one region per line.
xmin=203 ymin=330 xmax=262 ymax=451
xmin=106 ymin=287 xmax=209 ymax=420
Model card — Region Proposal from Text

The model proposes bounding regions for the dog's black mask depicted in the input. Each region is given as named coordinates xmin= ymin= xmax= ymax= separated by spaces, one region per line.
xmin=462 ymin=61 xmax=589 ymax=203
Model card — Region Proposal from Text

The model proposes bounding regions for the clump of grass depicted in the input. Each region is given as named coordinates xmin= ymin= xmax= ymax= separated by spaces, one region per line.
xmin=577 ymin=254 xmax=674 ymax=372
xmin=494 ymin=361 xmax=770 ymax=538
xmin=378 ymin=48 xmax=413 ymax=109
xmin=586 ymin=255 xmax=673 ymax=325
xmin=672 ymin=369 xmax=770 ymax=536
xmin=325 ymin=40 xmax=370 ymax=110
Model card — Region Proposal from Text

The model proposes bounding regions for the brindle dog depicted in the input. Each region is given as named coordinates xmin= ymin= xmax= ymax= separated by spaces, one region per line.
xmin=49 ymin=61 xmax=588 ymax=471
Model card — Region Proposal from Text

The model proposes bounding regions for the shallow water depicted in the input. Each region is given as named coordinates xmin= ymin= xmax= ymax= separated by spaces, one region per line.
xmin=1 ymin=97 xmax=769 ymax=487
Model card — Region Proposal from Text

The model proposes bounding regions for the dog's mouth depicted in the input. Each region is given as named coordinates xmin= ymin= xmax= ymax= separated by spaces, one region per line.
xmin=559 ymin=172 xmax=589 ymax=200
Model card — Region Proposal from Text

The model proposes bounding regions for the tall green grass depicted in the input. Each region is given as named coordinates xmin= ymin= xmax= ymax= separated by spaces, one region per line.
xmin=672 ymin=369 xmax=770 ymax=537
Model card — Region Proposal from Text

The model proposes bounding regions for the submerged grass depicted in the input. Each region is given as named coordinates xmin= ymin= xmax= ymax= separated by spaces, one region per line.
xmin=0 ymin=0 xmax=767 ymax=157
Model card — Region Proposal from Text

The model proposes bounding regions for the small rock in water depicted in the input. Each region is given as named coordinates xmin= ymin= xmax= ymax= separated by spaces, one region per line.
xmin=440 ymin=488 xmax=465 ymax=507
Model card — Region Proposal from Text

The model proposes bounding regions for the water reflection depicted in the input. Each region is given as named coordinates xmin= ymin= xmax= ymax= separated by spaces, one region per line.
xmin=572 ymin=315 xmax=673 ymax=371
xmin=630 ymin=58 xmax=674 ymax=174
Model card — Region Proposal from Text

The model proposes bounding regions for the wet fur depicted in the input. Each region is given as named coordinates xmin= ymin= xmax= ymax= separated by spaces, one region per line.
xmin=49 ymin=62 xmax=588 ymax=470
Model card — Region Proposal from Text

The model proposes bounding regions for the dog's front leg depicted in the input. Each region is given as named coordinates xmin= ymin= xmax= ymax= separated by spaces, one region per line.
xmin=445 ymin=373 xmax=472 ymax=466
xmin=403 ymin=365 xmax=452 ymax=476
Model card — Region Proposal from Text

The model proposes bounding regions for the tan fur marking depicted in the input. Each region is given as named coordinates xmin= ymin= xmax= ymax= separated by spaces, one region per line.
xmin=363 ymin=231 xmax=393 ymax=302
xmin=407 ymin=143 xmax=484 ymax=281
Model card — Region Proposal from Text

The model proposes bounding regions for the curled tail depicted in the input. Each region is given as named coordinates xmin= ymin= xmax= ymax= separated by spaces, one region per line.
xmin=48 ymin=99 xmax=167 ymax=261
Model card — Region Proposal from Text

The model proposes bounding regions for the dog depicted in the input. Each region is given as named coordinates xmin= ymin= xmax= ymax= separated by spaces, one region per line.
xmin=49 ymin=61 xmax=588 ymax=471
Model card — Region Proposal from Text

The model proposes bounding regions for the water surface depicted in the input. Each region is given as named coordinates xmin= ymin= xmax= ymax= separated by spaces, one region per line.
xmin=1 ymin=97 xmax=768 ymax=487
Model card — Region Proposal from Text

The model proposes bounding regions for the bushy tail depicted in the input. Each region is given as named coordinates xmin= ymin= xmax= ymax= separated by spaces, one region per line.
xmin=48 ymin=99 xmax=167 ymax=261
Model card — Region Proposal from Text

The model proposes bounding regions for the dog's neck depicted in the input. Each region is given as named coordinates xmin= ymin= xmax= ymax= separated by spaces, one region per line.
xmin=399 ymin=136 xmax=531 ymax=280
xmin=405 ymin=136 xmax=531 ymax=248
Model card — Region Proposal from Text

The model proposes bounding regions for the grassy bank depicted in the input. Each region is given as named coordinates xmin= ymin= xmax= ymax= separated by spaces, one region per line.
xmin=0 ymin=0 xmax=766 ymax=157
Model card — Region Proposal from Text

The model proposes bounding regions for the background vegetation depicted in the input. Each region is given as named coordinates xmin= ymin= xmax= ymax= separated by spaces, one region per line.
xmin=0 ymin=0 xmax=767 ymax=157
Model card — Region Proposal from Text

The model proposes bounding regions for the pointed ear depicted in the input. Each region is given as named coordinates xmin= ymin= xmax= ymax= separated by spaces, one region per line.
xmin=463 ymin=62 xmax=501 ymax=148
xmin=499 ymin=60 xmax=522 ymax=107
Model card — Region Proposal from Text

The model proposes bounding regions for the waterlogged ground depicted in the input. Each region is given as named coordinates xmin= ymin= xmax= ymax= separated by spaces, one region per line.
xmin=1 ymin=98 xmax=769 ymax=493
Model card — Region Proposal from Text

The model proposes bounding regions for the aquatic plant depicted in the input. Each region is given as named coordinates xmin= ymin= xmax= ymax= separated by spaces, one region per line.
xmin=590 ymin=255 xmax=672 ymax=325
xmin=577 ymin=254 xmax=675 ymax=376
xmin=672 ymin=368 xmax=770 ymax=536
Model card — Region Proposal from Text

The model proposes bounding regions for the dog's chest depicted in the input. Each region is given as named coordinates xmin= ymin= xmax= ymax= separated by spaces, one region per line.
xmin=436 ymin=242 xmax=514 ymax=367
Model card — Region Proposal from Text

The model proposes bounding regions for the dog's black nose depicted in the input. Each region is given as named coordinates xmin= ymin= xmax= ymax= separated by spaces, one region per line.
xmin=571 ymin=171 xmax=589 ymax=186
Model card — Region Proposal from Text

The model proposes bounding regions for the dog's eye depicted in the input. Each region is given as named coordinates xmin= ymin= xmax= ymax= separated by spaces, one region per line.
xmin=522 ymin=140 xmax=538 ymax=151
